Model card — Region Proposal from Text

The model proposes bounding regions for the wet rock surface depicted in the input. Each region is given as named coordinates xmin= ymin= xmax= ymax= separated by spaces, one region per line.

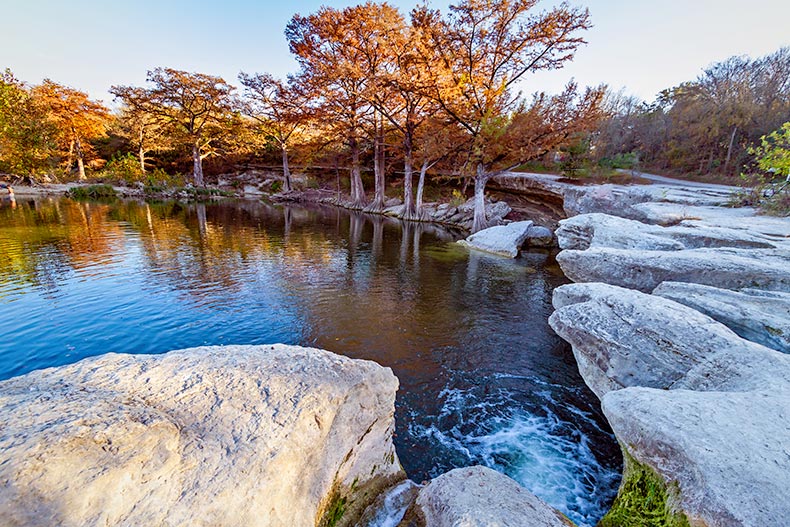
xmin=409 ymin=466 xmax=574 ymax=527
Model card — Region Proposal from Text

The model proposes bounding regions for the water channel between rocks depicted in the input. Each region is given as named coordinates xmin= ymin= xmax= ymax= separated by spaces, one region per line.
xmin=0 ymin=197 xmax=621 ymax=526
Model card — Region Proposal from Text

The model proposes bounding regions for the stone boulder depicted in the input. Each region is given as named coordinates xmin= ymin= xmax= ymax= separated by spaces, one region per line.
xmin=0 ymin=345 xmax=404 ymax=527
xmin=408 ymin=466 xmax=574 ymax=527
xmin=653 ymin=282 xmax=790 ymax=353
xmin=602 ymin=388 xmax=790 ymax=527
xmin=556 ymin=246 xmax=790 ymax=293
xmin=548 ymin=283 xmax=790 ymax=399
xmin=458 ymin=221 xmax=533 ymax=258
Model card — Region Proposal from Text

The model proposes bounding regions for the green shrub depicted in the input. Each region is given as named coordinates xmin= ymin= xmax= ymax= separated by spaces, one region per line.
xmin=449 ymin=189 xmax=465 ymax=207
xmin=731 ymin=172 xmax=790 ymax=216
xmin=66 ymin=184 xmax=117 ymax=200
xmin=600 ymin=152 xmax=640 ymax=170
xmin=270 ymin=180 xmax=282 ymax=193
xmin=100 ymin=154 xmax=145 ymax=184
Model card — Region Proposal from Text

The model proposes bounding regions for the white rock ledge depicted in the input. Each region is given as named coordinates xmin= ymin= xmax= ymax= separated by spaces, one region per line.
xmin=458 ymin=220 xmax=533 ymax=258
xmin=0 ymin=344 xmax=404 ymax=527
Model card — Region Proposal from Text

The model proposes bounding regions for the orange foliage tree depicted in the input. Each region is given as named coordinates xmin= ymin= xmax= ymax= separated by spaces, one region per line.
xmin=419 ymin=0 xmax=603 ymax=231
xmin=33 ymin=80 xmax=110 ymax=180
xmin=114 ymin=68 xmax=237 ymax=186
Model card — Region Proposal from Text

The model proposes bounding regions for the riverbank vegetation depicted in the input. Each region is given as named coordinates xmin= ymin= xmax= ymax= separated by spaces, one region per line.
xmin=2 ymin=2 xmax=789 ymax=220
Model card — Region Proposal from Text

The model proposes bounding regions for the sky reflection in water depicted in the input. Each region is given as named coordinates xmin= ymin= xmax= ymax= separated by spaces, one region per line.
xmin=0 ymin=197 xmax=620 ymax=526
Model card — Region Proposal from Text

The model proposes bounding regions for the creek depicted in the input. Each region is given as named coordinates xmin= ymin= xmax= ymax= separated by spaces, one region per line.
xmin=0 ymin=197 xmax=620 ymax=526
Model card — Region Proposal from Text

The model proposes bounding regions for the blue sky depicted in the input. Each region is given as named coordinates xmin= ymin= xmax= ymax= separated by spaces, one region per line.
xmin=2 ymin=0 xmax=788 ymax=105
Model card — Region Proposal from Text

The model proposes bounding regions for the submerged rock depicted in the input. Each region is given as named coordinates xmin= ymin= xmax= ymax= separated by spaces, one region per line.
xmin=603 ymin=388 xmax=790 ymax=527
xmin=549 ymin=282 xmax=790 ymax=399
xmin=653 ymin=282 xmax=790 ymax=353
xmin=556 ymin=246 xmax=790 ymax=293
xmin=525 ymin=225 xmax=555 ymax=248
xmin=458 ymin=220 xmax=533 ymax=258
xmin=409 ymin=466 xmax=574 ymax=527
xmin=0 ymin=345 xmax=404 ymax=527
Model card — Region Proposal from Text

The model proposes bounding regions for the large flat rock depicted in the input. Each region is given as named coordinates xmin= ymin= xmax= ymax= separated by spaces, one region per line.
xmin=556 ymin=246 xmax=790 ymax=293
xmin=556 ymin=213 xmax=777 ymax=251
xmin=603 ymin=388 xmax=790 ymax=527
xmin=653 ymin=282 xmax=790 ymax=353
xmin=0 ymin=345 xmax=404 ymax=527
xmin=549 ymin=283 xmax=790 ymax=398
xmin=458 ymin=220 xmax=533 ymax=258
xmin=411 ymin=466 xmax=574 ymax=527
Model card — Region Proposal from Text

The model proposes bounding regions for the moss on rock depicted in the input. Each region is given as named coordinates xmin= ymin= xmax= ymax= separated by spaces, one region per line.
xmin=598 ymin=449 xmax=691 ymax=527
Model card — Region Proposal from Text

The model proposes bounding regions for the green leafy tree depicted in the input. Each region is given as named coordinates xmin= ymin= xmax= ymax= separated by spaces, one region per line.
xmin=0 ymin=70 xmax=57 ymax=176
xmin=751 ymin=121 xmax=790 ymax=178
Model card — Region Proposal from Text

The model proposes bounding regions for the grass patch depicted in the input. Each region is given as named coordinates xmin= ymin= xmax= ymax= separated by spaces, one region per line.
xmin=319 ymin=493 xmax=347 ymax=527
xmin=598 ymin=450 xmax=690 ymax=527
xmin=66 ymin=184 xmax=117 ymax=200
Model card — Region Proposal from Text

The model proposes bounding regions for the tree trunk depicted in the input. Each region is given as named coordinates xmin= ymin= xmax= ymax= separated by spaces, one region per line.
xmin=282 ymin=145 xmax=292 ymax=192
xmin=416 ymin=159 xmax=428 ymax=213
xmin=723 ymin=126 xmax=738 ymax=176
xmin=370 ymin=112 xmax=386 ymax=211
xmin=66 ymin=138 xmax=75 ymax=173
xmin=192 ymin=142 xmax=204 ymax=187
xmin=402 ymin=132 xmax=415 ymax=219
xmin=349 ymin=134 xmax=365 ymax=208
xmin=472 ymin=164 xmax=489 ymax=233
xmin=74 ymin=136 xmax=86 ymax=181
xmin=138 ymin=127 xmax=146 ymax=173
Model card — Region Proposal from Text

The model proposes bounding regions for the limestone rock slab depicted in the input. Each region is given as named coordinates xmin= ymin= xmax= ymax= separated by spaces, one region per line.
xmin=556 ymin=246 xmax=790 ymax=293
xmin=556 ymin=213 xmax=776 ymax=251
xmin=548 ymin=283 xmax=790 ymax=398
xmin=0 ymin=345 xmax=404 ymax=527
xmin=603 ymin=388 xmax=790 ymax=527
xmin=653 ymin=282 xmax=790 ymax=353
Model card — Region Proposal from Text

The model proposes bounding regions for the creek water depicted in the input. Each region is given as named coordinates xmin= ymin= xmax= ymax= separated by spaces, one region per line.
xmin=0 ymin=196 xmax=620 ymax=526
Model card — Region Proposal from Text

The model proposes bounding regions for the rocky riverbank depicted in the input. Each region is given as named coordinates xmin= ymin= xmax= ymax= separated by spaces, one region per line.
xmin=545 ymin=178 xmax=790 ymax=526
xmin=3 ymin=174 xmax=787 ymax=526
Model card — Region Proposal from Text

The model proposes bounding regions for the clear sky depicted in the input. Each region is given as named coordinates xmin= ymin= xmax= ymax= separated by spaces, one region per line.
xmin=2 ymin=0 xmax=788 ymax=105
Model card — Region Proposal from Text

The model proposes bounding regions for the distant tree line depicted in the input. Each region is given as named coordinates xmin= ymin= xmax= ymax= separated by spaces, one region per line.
xmin=8 ymin=2 xmax=788 ymax=226
xmin=590 ymin=47 xmax=790 ymax=180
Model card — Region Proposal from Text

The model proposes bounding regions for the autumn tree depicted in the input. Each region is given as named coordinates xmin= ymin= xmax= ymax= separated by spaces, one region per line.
xmin=287 ymin=4 xmax=396 ymax=208
xmin=109 ymin=85 xmax=171 ymax=173
xmin=113 ymin=68 xmax=237 ymax=186
xmin=33 ymin=80 xmax=109 ymax=180
xmin=419 ymin=0 xmax=601 ymax=231
xmin=0 ymin=69 xmax=57 ymax=176
xmin=238 ymin=72 xmax=309 ymax=192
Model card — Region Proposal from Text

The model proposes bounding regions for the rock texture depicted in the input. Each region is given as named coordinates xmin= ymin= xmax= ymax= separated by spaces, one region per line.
xmin=0 ymin=345 xmax=404 ymax=527
xmin=549 ymin=282 xmax=790 ymax=399
xmin=603 ymin=388 xmax=790 ymax=527
xmin=458 ymin=220 xmax=533 ymax=258
xmin=556 ymin=213 xmax=777 ymax=251
xmin=556 ymin=246 xmax=790 ymax=293
xmin=653 ymin=282 xmax=790 ymax=353
xmin=411 ymin=466 xmax=574 ymax=527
